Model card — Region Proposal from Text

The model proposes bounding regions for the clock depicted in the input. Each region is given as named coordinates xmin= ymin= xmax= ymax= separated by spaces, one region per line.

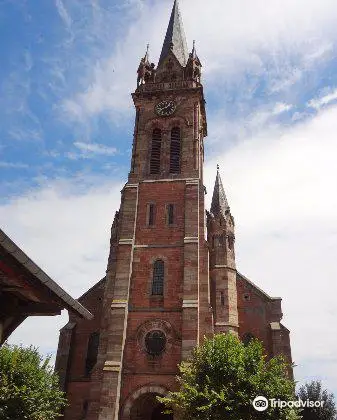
xmin=155 ymin=100 xmax=176 ymax=117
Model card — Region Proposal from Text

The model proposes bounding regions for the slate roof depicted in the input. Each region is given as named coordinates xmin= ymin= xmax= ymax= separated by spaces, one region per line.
xmin=210 ymin=167 xmax=230 ymax=217
xmin=158 ymin=0 xmax=189 ymax=66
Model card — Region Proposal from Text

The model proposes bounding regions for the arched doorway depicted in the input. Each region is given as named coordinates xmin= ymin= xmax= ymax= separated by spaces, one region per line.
xmin=130 ymin=392 xmax=173 ymax=420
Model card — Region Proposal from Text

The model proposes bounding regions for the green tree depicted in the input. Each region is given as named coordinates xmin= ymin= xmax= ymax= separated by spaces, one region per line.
xmin=297 ymin=380 xmax=337 ymax=420
xmin=160 ymin=333 xmax=300 ymax=420
xmin=0 ymin=344 xmax=67 ymax=420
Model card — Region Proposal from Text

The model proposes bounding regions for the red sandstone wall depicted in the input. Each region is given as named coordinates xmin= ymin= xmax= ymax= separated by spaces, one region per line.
xmin=58 ymin=280 xmax=106 ymax=420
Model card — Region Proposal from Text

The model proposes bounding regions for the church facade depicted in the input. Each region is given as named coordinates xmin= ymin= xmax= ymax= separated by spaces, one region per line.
xmin=55 ymin=1 xmax=292 ymax=419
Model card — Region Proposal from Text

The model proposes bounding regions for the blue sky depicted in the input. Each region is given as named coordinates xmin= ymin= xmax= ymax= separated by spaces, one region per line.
xmin=2 ymin=0 xmax=337 ymax=397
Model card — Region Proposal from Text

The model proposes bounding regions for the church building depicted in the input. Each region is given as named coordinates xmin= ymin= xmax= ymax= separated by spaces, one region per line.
xmin=55 ymin=1 xmax=292 ymax=419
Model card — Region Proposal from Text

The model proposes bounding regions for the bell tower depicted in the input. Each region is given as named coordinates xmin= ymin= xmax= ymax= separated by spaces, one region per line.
xmin=94 ymin=1 xmax=212 ymax=419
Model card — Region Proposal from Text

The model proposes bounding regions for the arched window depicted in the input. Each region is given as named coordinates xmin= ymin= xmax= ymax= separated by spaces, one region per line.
xmin=85 ymin=332 xmax=100 ymax=376
xmin=150 ymin=128 xmax=162 ymax=174
xmin=170 ymin=127 xmax=181 ymax=174
xmin=218 ymin=235 xmax=225 ymax=246
xmin=167 ymin=204 xmax=174 ymax=225
xmin=147 ymin=203 xmax=155 ymax=226
xmin=145 ymin=330 xmax=166 ymax=356
xmin=152 ymin=260 xmax=164 ymax=296
xmin=242 ymin=332 xmax=255 ymax=346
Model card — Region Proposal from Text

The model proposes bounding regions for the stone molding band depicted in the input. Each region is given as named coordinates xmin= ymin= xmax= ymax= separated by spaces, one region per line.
xmin=111 ymin=300 xmax=128 ymax=309
xmin=119 ymin=239 xmax=133 ymax=245
xmin=183 ymin=299 xmax=198 ymax=308
xmin=184 ymin=237 xmax=199 ymax=243
xmin=103 ymin=360 xmax=122 ymax=372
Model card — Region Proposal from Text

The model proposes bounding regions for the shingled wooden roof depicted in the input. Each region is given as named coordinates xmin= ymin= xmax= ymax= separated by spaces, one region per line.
xmin=0 ymin=228 xmax=93 ymax=345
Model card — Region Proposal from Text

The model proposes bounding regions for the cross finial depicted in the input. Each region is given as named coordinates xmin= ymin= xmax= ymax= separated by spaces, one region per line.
xmin=217 ymin=164 xmax=220 ymax=171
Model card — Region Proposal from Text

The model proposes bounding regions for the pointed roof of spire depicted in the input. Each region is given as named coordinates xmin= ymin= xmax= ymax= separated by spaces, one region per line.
xmin=159 ymin=0 xmax=189 ymax=67
xmin=211 ymin=165 xmax=230 ymax=217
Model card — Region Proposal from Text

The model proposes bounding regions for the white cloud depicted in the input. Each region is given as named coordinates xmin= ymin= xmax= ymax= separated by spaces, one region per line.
xmin=272 ymin=102 xmax=293 ymax=115
xmin=308 ymin=87 xmax=337 ymax=110
xmin=9 ymin=128 xmax=42 ymax=142
xmin=55 ymin=0 xmax=72 ymax=29
xmin=74 ymin=141 xmax=118 ymax=156
xmin=0 ymin=161 xmax=29 ymax=169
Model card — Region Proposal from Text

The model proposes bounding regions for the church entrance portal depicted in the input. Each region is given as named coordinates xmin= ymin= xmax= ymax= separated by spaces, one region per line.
xmin=130 ymin=392 xmax=173 ymax=420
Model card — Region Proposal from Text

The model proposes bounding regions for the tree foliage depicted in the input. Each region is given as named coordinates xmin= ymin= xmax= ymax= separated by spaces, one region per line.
xmin=0 ymin=344 xmax=67 ymax=420
xmin=160 ymin=333 xmax=300 ymax=420
xmin=297 ymin=380 xmax=337 ymax=420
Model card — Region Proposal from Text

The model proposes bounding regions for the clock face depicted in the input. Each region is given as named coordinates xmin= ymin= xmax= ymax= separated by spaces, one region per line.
xmin=155 ymin=100 xmax=176 ymax=117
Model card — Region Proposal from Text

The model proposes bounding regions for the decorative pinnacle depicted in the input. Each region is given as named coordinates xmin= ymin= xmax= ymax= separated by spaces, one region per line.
xmin=144 ymin=43 xmax=150 ymax=62
xmin=192 ymin=40 xmax=197 ymax=58
xmin=217 ymin=163 xmax=220 ymax=171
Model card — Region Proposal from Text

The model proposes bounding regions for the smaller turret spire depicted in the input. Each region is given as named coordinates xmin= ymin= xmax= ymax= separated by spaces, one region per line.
xmin=211 ymin=166 xmax=230 ymax=217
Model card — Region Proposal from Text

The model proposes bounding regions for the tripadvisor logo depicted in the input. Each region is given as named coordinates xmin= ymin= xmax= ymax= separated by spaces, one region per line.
xmin=252 ymin=396 xmax=325 ymax=411
xmin=253 ymin=396 xmax=269 ymax=412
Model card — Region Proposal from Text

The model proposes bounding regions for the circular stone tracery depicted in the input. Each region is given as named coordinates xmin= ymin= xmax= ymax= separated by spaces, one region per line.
xmin=136 ymin=319 xmax=175 ymax=356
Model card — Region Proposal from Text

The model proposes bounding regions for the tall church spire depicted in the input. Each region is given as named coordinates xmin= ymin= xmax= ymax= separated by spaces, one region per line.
xmin=158 ymin=0 xmax=189 ymax=67
xmin=211 ymin=165 xmax=230 ymax=217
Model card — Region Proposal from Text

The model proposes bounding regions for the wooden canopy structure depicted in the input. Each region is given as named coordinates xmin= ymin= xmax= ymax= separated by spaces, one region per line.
xmin=0 ymin=228 xmax=93 ymax=345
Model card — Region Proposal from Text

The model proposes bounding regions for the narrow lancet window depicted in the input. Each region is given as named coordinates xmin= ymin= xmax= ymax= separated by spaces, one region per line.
xmin=167 ymin=204 xmax=174 ymax=225
xmin=85 ymin=332 xmax=100 ymax=376
xmin=148 ymin=203 xmax=155 ymax=226
xmin=170 ymin=127 xmax=181 ymax=174
xmin=150 ymin=128 xmax=162 ymax=174
xmin=152 ymin=260 xmax=164 ymax=296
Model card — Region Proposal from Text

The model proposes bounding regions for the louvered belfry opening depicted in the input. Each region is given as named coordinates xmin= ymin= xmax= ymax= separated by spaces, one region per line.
xmin=170 ymin=127 xmax=181 ymax=174
xmin=150 ymin=128 xmax=162 ymax=174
